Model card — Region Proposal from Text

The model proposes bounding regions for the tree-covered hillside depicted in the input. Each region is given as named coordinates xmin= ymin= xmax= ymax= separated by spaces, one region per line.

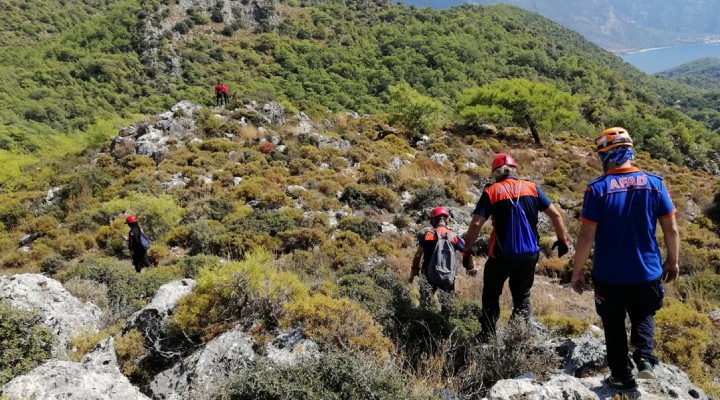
xmin=658 ymin=57 xmax=720 ymax=90
xmin=401 ymin=0 xmax=720 ymax=52
xmin=4 ymin=0 xmax=720 ymax=183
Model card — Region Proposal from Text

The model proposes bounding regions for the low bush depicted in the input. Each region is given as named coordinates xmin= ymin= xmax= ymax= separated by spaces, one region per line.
xmin=538 ymin=315 xmax=589 ymax=337
xmin=321 ymin=231 xmax=371 ymax=268
xmin=61 ymin=258 xmax=182 ymax=319
xmin=655 ymin=300 xmax=713 ymax=384
xmin=172 ymin=249 xmax=308 ymax=341
xmin=210 ymin=352 xmax=420 ymax=400
xmin=283 ymin=294 xmax=394 ymax=359
xmin=458 ymin=320 xmax=560 ymax=396
xmin=0 ymin=301 xmax=55 ymax=386
xmin=277 ymin=228 xmax=326 ymax=253
xmin=170 ymin=255 xmax=223 ymax=279
xmin=337 ymin=216 xmax=381 ymax=241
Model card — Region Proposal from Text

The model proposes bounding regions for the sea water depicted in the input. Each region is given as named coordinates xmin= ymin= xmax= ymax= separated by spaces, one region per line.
xmin=619 ymin=42 xmax=720 ymax=74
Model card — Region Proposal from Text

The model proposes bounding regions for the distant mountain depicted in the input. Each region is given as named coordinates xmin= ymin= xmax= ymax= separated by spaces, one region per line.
xmin=657 ymin=57 xmax=720 ymax=90
xmin=401 ymin=0 xmax=720 ymax=52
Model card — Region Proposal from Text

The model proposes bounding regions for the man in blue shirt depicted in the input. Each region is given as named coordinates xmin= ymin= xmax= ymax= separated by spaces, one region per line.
xmin=572 ymin=127 xmax=680 ymax=391
xmin=464 ymin=154 xmax=570 ymax=342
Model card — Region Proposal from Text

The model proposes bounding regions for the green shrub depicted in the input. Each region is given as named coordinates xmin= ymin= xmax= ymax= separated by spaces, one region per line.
xmin=538 ymin=315 xmax=589 ymax=337
xmin=39 ymin=253 xmax=66 ymax=275
xmin=277 ymin=228 xmax=326 ymax=253
xmin=0 ymin=301 xmax=55 ymax=386
xmin=337 ymin=216 xmax=381 ymax=241
xmin=61 ymin=258 xmax=183 ymax=318
xmin=283 ymin=294 xmax=394 ymax=359
xmin=212 ymin=352 xmax=419 ymax=400
xmin=655 ymin=300 xmax=713 ymax=383
xmin=365 ymin=186 xmax=401 ymax=212
xmin=172 ymin=249 xmax=309 ymax=341
xmin=339 ymin=186 xmax=367 ymax=208
xmin=321 ymin=231 xmax=371 ymax=268
xmin=171 ymin=255 xmax=223 ymax=279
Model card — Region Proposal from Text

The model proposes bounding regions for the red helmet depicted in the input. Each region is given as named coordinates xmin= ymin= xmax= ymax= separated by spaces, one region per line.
xmin=126 ymin=215 xmax=137 ymax=224
xmin=491 ymin=153 xmax=517 ymax=171
xmin=430 ymin=206 xmax=450 ymax=219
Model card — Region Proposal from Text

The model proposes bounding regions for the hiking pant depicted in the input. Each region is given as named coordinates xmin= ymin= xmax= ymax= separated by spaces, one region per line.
xmin=216 ymin=92 xmax=223 ymax=106
xmin=480 ymin=255 xmax=538 ymax=337
xmin=593 ymin=277 xmax=664 ymax=379
xmin=223 ymin=92 xmax=229 ymax=104
xmin=132 ymin=251 xmax=152 ymax=273
xmin=419 ymin=276 xmax=454 ymax=314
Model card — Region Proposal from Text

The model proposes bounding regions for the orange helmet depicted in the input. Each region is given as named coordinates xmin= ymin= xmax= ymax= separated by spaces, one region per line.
xmin=491 ymin=153 xmax=517 ymax=171
xmin=430 ymin=206 xmax=450 ymax=219
xmin=595 ymin=127 xmax=633 ymax=153
xmin=126 ymin=215 xmax=137 ymax=224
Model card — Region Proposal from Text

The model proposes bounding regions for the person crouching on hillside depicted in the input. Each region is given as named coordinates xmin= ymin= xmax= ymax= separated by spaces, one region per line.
xmin=463 ymin=154 xmax=570 ymax=343
xmin=571 ymin=127 xmax=680 ymax=391
xmin=125 ymin=215 xmax=152 ymax=273
xmin=409 ymin=207 xmax=477 ymax=308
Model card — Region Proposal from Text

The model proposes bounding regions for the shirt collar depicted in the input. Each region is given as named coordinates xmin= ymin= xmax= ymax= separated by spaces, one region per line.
xmin=606 ymin=167 xmax=640 ymax=175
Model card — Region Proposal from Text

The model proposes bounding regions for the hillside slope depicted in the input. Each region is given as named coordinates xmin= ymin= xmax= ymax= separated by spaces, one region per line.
xmin=3 ymin=0 xmax=720 ymax=182
xmin=0 ymin=98 xmax=719 ymax=396
xmin=401 ymin=0 xmax=720 ymax=52
xmin=658 ymin=57 xmax=720 ymax=90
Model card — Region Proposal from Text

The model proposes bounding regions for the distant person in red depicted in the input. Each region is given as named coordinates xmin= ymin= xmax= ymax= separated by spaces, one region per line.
xmin=222 ymin=84 xmax=229 ymax=106
xmin=215 ymin=82 xmax=225 ymax=107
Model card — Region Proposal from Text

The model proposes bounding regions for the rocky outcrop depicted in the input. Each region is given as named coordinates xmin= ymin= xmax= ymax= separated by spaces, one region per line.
xmin=2 ymin=337 xmax=149 ymax=400
xmin=149 ymin=326 xmax=318 ymax=400
xmin=124 ymin=279 xmax=198 ymax=359
xmin=484 ymin=331 xmax=709 ymax=400
xmin=110 ymin=101 xmax=199 ymax=161
xmin=0 ymin=274 xmax=101 ymax=356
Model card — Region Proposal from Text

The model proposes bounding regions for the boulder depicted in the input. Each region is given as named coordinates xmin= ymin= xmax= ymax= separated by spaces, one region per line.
xmin=148 ymin=325 xmax=256 ymax=400
xmin=309 ymin=133 xmax=351 ymax=151
xmin=170 ymin=100 xmax=201 ymax=117
xmin=430 ymin=153 xmax=449 ymax=164
xmin=0 ymin=274 xmax=101 ymax=355
xmin=557 ymin=332 xmax=607 ymax=377
xmin=290 ymin=112 xmax=315 ymax=134
xmin=709 ymin=309 xmax=720 ymax=322
xmin=487 ymin=374 xmax=596 ymax=400
xmin=124 ymin=279 xmax=197 ymax=359
xmin=579 ymin=363 xmax=709 ymax=399
xmin=265 ymin=328 xmax=320 ymax=366
xmin=2 ymin=338 xmax=149 ymax=400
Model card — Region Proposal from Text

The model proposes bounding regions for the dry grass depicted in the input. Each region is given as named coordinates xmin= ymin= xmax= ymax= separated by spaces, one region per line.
xmin=455 ymin=256 xmax=599 ymax=325
xmin=396 ymin=158 xmax=449 ymax=182
xmin=238 ymin=125 xmax=261 ymax=141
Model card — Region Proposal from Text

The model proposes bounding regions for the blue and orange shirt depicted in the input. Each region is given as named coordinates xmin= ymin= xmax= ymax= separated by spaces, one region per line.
xmin=417 ymin=225 xmax=465 ymax=274
xmin=580 ymin=167 xmax=676 ymax=285
xmin=473 ymin=177 xmax=551 ymax=259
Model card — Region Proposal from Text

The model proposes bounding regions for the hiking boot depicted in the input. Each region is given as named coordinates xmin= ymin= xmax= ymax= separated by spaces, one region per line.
xmin=607 ymin=375 xmax=638 ymax=391
xmin=135 ymin=264 xmax=142 ymax=273
xmin=636 ymin=358 xmax=655 ymax=379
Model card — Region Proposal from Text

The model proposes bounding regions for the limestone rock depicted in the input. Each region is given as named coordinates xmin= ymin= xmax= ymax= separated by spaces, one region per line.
xmin=149 ymin=325 xmax=256 ymax=400
xmin=2 ymin=338 xmax=149 ymax=400
xmin=265 ymin=329 xmax=320 ymax=366
xmin=0 ymin=274 xmax=101 ymax=356
xmin=487 ymin=374 xmax=596 ymax=400
xmin=124 ymin=279 xmax=197 ymax=359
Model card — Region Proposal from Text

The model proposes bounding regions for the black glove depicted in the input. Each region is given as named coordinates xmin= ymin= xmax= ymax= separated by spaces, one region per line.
xmin=552 ymin=239 xmax=569 ymax=257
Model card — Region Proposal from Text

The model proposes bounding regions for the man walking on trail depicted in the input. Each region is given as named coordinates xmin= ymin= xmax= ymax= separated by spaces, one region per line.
xmin=215 ymin=82 xmax=225 ymax=107
xmin=409 ymin=206 xmax=476 ymax=307
xmin=571 ymin=127 xmax=679 ymax=391
xmin=463 ymin=153 xmax=570 ymax=342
